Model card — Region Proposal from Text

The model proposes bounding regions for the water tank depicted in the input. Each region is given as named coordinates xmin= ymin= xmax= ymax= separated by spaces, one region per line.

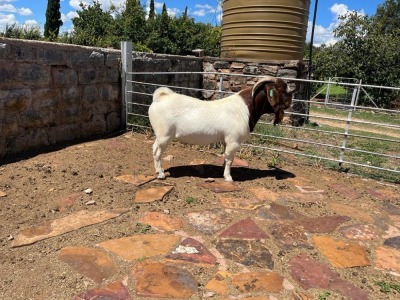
xmin=221 ymin=0 xmax=310 ymax=60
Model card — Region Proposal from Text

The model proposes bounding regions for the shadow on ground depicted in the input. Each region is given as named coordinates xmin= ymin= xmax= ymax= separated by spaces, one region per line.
xmin=167 ymin=164 xmax=296 ymax=181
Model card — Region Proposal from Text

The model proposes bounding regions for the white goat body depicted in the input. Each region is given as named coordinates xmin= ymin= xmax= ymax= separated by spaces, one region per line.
xmin=149 ymin=77 xmax=293 ymax=181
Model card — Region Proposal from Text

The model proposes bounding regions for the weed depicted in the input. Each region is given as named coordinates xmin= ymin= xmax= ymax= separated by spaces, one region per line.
xmin=318 ymin=291 xmax=331 ymax=300
xmin=185 ymin=197 xmax=196 ymax=205
xmin=134 ymin=222 xmax=152 ymax=234
xmin=375 ymin=281 xmax=400 ymax=293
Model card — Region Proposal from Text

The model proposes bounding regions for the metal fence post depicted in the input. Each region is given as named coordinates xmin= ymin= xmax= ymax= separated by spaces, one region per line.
xmin=121 ymin=41 xmax=132 ymax=129
xmin=219 ymin=74 xmax=224 ymax=99
xmin=325 ymin=77 xmax=331 ymax=106
xmin=338 ymin=81 xmax=361 ymax=168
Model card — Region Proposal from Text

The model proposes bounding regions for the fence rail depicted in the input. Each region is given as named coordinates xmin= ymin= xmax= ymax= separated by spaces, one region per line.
xmin=121 ymin=44 xmax=399 ymax=180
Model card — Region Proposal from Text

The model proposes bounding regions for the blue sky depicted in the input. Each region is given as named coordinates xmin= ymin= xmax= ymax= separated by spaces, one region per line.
xmin=0 ymin=0 xmax=386 ymax=45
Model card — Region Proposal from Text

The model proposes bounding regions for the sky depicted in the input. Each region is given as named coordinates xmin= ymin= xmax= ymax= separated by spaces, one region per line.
xmin=0 ymin=0 xmax=386 ymax=45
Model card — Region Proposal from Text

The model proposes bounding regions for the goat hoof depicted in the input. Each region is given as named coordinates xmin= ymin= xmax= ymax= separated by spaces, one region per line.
xmin=157 ymin=173 xmax=166 ymax=180
xmin=224 ymin=177 xmax=233 ymax=182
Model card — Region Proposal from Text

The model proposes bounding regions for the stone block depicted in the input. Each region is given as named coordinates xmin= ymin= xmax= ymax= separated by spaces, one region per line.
xmin=260 ymin=65 xmax=279 ymax=76
xmin=22 ymin=107 xmax=57 ymax=128
xmin=8 ymin=128 xmax=50 ymax=153
xmin=18 ymin=63 xmax=51 ymax=86
xmin=213 ymin=61 xmax=230 ymax=69
xmin=32 ymin=88 xmax=60 ymax=109
xmin=277 ymin=68 xmax=298 ymax=78
xmin=2 ymin=114 xmax=20 ymax=136
xmin=203 ymin=79 xmax=217 ymax=91
xmin=61 ymin=86 xmax=81 ymax=104
xmin=0 ymin=62 xmax=18 ymax=86
xmin=13 ymin=44 xmax=37 ymax=62
xmin=51 ymin=67 xmax=78 ymax=86
xmin=37 ymin=48 xmax=65 ymax=65
xmin=82 ymin=85 xmax=100 ymax=105
xmin=106 ymin=111 xmax=121 ymax=131
xmin=0 ymin=42 xmax=11 ymax=59
xmin=3 ymin=88 xmax=32 ymax=112
xmin=48 ymin=124 xmax=81 ymax=144
xmin=81 ymin=114 xmax=107 ymax=136
xmin=105 ymin=52 xmax=121 ymax=68
xmin=66 ymin=50 xmax=105 ymax=68
xmin=243 ymin=65 xmax=259 ymax=75
xmin=106 ymin=68 xmax=120 ymax=83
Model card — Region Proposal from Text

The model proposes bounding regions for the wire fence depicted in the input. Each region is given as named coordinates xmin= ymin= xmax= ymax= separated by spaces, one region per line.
xmin=121 ymin=46 xmax=399 ymax=181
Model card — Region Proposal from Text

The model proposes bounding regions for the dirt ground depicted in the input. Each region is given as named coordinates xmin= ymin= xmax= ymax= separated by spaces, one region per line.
xmin=0 ymin=132 xmax=399 ymax=300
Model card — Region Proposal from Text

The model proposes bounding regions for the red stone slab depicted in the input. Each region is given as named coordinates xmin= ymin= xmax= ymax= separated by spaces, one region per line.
xmin=375 ymin=246 xmax=400 ymax=275
xmin=132 ymin=261 xmax=198 ymax=298
xmin=339 ymin=224 xmax=381 ymax=241
xmin=199 ymin=181 xmax=242 ymax=193
xmin=232 ymin=271 xmax=283 ymax=293
xmin=187 ymin=208 xmax=233 ymax=234
xmin=215 ymin=239 xmax=274 ymax=269
xmin=270 ymin=222 xmax=310 ymax=249
xmin=74 ymin=281 xmax=132 ymax=300
xmin=134 ymin=186 xmax=173 ymax=203
xmin=58 ymin=193 xmax=81 ymax=211
xmin=290 ymin=254 xmax=369 ymax=299
xmin=328 ymin=183 xmax=362 ymax=199
xmin=98 ymin=234 xmax=180 ymax=261
xmin=114 ymin=174 xmax=156 ymax=186
xmin=219 ymin=218 xmax=268 ymax=240
xmin=59 ymin=247 xmax=118 ymax=283
xmin=313 ymin=236 xmax=370 ymax=268
xmin=329 ymin=202 xmax=374 ymax=223
xmin=11 ymin=209 xmax=129 ymax=247
xmin=295 ymin=215 xmax=351 ymax=233
xmin=166 ymin=237 xmax=217 ymax=265
xmin=139 ymin=211 xmax=183 ymax=231
xmin=258 ymin=203 xmax=306 ymax=220
xmin=280 ymin=191 xmax=326 ymax=202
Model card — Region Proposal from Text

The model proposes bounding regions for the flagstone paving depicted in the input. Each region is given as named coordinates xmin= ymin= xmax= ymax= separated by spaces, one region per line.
xmin=2 ymin=133 xmax=400 ymax=299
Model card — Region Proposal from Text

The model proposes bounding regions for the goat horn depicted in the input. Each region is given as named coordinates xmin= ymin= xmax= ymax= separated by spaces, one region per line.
xmin=252 ymin=76 xmax=277 ymax=97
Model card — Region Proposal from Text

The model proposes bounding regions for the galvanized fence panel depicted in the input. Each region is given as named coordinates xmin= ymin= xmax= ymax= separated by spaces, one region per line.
xmin=122 ymin=60 xmax=399 ymax=180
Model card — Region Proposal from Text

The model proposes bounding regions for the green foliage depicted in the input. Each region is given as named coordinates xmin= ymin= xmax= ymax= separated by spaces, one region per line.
xmin=185 ymin=197 xmax=197 ymax=204
xmin=44 ymin=0 xmax=63 ymax=39
xmin=375 ymin=281 xmax=400 ymax=293
xmin=0 ymin=23 xmax=41 ymax=40
xmin=311 ymin=0 xmax=400 ymax=108
xmin=318 ymin=291 xmax=331 ymax=300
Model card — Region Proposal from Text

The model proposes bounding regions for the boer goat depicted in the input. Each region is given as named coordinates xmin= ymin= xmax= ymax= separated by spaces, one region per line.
xmin=149 ymin=76 xmax=294 ymax=181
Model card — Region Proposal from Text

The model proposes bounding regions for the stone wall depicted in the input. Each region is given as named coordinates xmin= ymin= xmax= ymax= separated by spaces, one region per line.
xmin=0 ymin=38 xmax=308 ymax=159
xmin=202 ymin=58 xmax=307 ymax=99
xmin=0 ymin=38 xmax=122 ymax=159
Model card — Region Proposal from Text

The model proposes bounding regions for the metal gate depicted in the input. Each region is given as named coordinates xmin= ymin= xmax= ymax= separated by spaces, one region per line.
xmin=121 ymin=42 xmax=400 ymax=181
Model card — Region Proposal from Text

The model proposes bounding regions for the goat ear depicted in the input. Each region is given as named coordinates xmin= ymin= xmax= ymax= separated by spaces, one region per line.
xmin=266 ymin=85 xmax=279 ymax=107
xmin=252 ymin=76 xmax=276 ymax=97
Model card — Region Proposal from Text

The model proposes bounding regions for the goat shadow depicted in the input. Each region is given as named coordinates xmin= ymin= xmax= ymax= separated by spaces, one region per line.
xmin=166 ymin=164 xmax=296 ymax=182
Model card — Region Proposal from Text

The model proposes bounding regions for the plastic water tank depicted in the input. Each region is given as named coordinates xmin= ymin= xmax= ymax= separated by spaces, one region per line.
xmin=221 ymin=0 xmax=310 ymax=60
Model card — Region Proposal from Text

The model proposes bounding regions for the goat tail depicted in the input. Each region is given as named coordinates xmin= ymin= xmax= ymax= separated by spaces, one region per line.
xmin=153 ymin=87 xmax=174 ymax=102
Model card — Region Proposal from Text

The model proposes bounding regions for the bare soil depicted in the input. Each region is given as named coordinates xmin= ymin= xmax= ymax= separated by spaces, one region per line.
xmin=0 ymin=132 xmax=399 ymax=299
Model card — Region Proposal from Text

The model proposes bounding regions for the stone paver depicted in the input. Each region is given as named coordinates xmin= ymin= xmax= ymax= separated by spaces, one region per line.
xmin=11 ymin=138 xmax=400 ymax=299
xmin=134 ymin=186 xmax=174 ymax=203
xmin=219 ymin=218 xmax=269 ymax=239
xmin=59 ymin=247 xmax=118 ymax=283
xmin=232 ymin=271 xmax=284 ymax=293
xmin=98 ymin=234 xmax=180 ymax=261
xmin=132 ymin=261 xmax=198 ymax=298
xmin=313 ymin=236 xmax=371 ymax=268
xmin=139 ymin=211 xmax=183 ymax=231
xmin=114 ymin=174 xmax=156 ymax=186
xmin=11 ymin=209 xmax=129 ymax=247
xmin=74 ymin=281 xmax=132 ymax=300
xmin=166 ymin=237 xmax=217 ymax=265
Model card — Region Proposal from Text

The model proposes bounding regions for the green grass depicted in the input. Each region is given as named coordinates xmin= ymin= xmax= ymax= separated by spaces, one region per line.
xmin=375 ymin=281 xmax=400 ymax=293
xmin=316 ymin=84 xmax=347 ymax=99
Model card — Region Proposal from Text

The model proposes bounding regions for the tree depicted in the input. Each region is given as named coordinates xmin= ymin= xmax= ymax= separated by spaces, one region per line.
xmin=44 ymin=0 xmax=63 ymax=39
xmin=72 ymin=0 xmax=115 ymax=47
xmin=148 ymin=0 xmax=155 ymax=20
xmin=373 ymin=0 xmax=400 ymax=36
xmin=120 ymin=0 xmax=146 ymax=44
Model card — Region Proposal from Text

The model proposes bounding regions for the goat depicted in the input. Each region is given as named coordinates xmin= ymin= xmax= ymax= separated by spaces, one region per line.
xmin=148 ymin=76 xmax=294 ymax=181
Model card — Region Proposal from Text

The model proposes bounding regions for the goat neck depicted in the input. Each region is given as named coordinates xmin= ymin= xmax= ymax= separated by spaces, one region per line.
xmin=239 ymin=85 xmax=274 ymax=132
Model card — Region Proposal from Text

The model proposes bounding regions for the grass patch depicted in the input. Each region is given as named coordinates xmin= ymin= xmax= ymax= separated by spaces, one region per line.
xmin=185 ymin=197 xmax=197 ymax=205
xmin=375 ymin=281 xmax=400 ymax=293
xmin=318 ymin=291 xmax=332 ymax=300
xmin=316 ymin=83 xmax=347 ymax=99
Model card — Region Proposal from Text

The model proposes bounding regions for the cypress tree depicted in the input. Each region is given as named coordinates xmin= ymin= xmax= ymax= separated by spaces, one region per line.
xmin=44 ymin=0 xmax=63 ymax=38
xmin=149 ymin=0 xmax=155 ymax=20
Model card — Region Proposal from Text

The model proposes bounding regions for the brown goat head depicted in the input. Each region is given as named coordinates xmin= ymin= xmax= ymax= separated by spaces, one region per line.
xmin=252 ymin=77 xmax=294 ymax=125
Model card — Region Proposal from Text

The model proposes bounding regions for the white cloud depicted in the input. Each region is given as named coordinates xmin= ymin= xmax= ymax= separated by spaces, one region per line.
xmin=69 ymin=0 xmax=125 ymax=11
xmin=167 ymin=7 xmax=180 ymax=17
xmin=0 ymin=3 xmax=15 ymax=12
xmin=308 ymin=3 xmax=366 ymax=46
xmin=23 ymin=19 xmax=38 ymax=26
xmin=193 ymin=9 xmax=205 ymax=17
xmin=18 ymin=7 xmax=32 ymax=16
xmin=0 ymin=12 xmax=16 ymax=27
xmin=61 ymin=11 xmax=78 ymax=23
